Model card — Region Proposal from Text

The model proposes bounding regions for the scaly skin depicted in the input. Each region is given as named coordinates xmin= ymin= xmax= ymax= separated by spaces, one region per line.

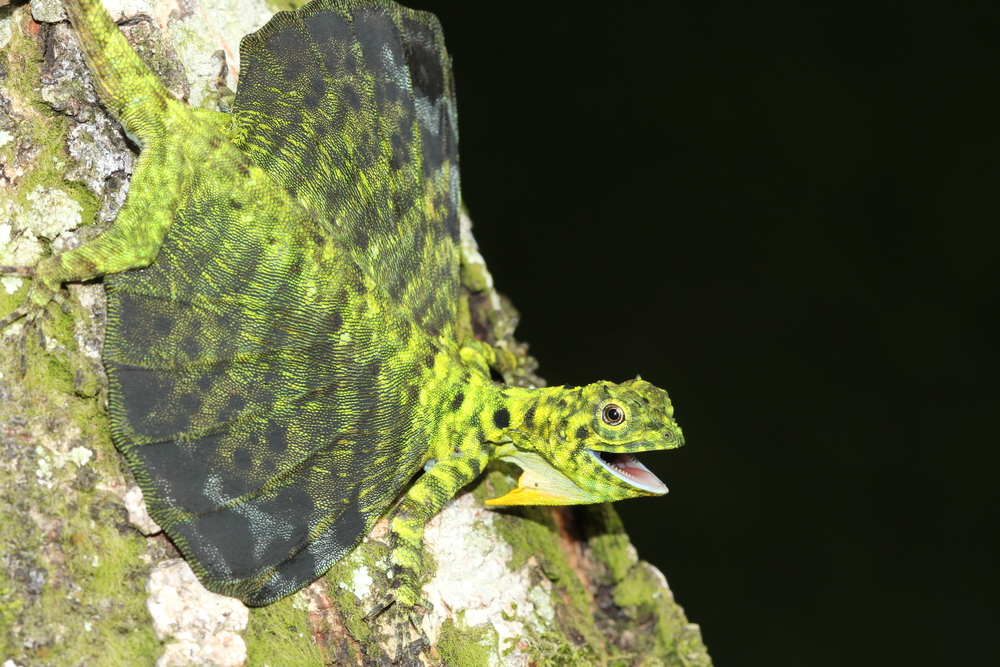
xmin=0 ymin=0 xmax=685 ymax=613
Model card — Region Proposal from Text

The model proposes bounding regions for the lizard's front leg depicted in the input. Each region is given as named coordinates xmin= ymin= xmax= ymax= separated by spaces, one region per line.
xmin=0 ymin=145 xmax=179 ymax=333
xmin=386 ymin=449 xmax=491 ymax=609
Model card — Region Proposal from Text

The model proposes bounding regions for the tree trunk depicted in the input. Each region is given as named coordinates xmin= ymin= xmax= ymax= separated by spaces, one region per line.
xmin=0 ymin=1 xmax=713 ymax=664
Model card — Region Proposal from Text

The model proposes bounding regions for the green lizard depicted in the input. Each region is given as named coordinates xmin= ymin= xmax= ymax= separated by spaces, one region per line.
xmin=0 ymin=0 xmax=684 ymax=612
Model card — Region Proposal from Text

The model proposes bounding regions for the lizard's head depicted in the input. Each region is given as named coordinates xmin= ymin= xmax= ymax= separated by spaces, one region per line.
xmin=485 ymin=377 xmax=684 ymax=506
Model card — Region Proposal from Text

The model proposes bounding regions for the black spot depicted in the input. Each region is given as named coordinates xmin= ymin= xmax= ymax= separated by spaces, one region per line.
xmin=524 ymin=406 xmax=535 ymax=427
xmin=305 ymin=74 xmax=326 ymax=109
xmin=266 ymin=24 xmax=312 ymax=83
xmin=424 ymin=354 xmax=435 ymax=368
xmin=181 ymin=335 xmax=199 ymax=358
xmin=366 ymin=359 xmax=381 ymax=378
xmin=576 ymin=426 xmax=589 ymax=440
xmin=152 ymin=315 xmax=172 ymax=335
xmin=265 ymin=422 xmax=288 ymax=455
xmin=221 ymin=391 xmax=247 ymax=421
xmin=420 ymin=121 xmax=444 ymax=176
xmin=387 ymin=274 xmax=406 ymax=301
xmin=237 ymin=164 xmax=250 ymax=177
xmin=355 ymin=126 xmax=380 ymax=168
xmin=339 ymin=82 xmax=362 ymax=112
xmin=493 ymin=408 xmax=510 ymax=429
xmin=450 ymin=392 xmax=464 ymax=411
xmin=402 ymin=18 xmax=445 ymax=102
xmin=393 ymin=185 xmax=416 ymax=222
xmin=296 ymin=148 xmax=320 ymax=188
xmin=303 ymin=10 xmax=354 ymax=77
xmin=233 ymin=447 xmax=253 ymax=470
xmin=114 ymin=364 xmax=186 ymax=439
xmin=424 ymin=316 xmax=443 ymax=340
xmin=444 ymin=206 xmax=460 ymax=245
xmin=230 ymin=198 xmax=243 ymax=210
xmin=217 ymin=467 xmax=259 ymax=503
xmin=389 ymin=131 xmax=408 ymax=171
xmin=352 ymin=224 xmax=370 ymax=251
xmin=325 ymin=309 xmax=343 ymax=333
xmin=259 ymin=455 xmax=276 ymax=475
xmin=407 ymin=385 xmax=419 ymax=402
xmin=397 ymin=321 xmax=412 ymax=343
xmin=177 ymin=392 xmax=201 ymax=419
xmin=208 ymin=136 xmax=221 ymax=149
xmin=195 ymin=373 xmax=214 ymax=393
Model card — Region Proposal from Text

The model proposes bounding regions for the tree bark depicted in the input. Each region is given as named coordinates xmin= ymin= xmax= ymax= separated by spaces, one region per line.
xmin=0 ymin=1 xmax=713 ymax=665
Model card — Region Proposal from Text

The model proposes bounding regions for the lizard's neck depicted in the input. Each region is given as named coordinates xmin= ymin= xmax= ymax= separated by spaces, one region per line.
xmin=424 ymin=365 xmax=570 ymax=462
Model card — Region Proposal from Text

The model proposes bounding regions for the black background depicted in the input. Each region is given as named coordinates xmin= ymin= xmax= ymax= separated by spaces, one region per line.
xmin=410 ymin=2 xmax=998 ymax=665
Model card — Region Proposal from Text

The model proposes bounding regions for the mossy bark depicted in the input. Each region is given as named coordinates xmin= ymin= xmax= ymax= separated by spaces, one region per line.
xmin=0 ymin=1 xmax=713 ymax=665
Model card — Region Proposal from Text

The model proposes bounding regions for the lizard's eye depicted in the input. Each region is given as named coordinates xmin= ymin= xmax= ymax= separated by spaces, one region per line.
xmin=602 ymin=404 xmax=625 ymax=426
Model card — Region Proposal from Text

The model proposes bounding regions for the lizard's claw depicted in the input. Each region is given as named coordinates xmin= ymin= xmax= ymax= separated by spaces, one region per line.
xmin=366 ymin=590 xmax=433 ymax=622
xmin=366 ymin=574 xmax=433 ymax=664
xmin=0 ymin=265 xmax=34 ymax=278
xmin=0 ymin=265 xmax=66 ymax=375
xmin=0 ymin=265 xmax=35 ymax=330
xmin=374 ymin=599 xmax=432 ymax=665
xmin=0 ymin=304 xmax=29 ymax=331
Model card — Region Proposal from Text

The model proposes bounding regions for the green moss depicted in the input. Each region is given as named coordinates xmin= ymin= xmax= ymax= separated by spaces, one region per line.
xmin=246 ymin=592 xmax=325 ymax=667
xmin=583 ymin=503 xmax=634 ymax=584
xmin=62 ymin=179 xmax=103 ymax=231
xmin=436 ymin=615 xmax=498 ymax=667
xmin=48 ymin=513 xmax=161 ymax=666
xmin=4 ymin=9 xmax=44 ymax=104
xmin=524 ymin=632 xmax=604 ymax=667
xmin=0 ymin=580 xmax=23 ymax=659
xmin=612 ymin=563 xmax=659 ymax=615
xmin=0 ymin=383 xmax=162 ymax=666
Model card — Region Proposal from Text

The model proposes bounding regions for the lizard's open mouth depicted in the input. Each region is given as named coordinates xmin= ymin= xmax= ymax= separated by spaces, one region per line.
xmin=588 ymin=450 xmax=668 ymax=495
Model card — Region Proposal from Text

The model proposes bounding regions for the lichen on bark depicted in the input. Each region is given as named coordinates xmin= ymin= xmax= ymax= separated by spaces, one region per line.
xmin=0 ymin=2 xmax=712 ymax=665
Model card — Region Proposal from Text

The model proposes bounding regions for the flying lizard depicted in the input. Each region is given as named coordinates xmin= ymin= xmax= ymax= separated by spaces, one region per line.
xmin=0 ymin=0 xmax=685 ymax=614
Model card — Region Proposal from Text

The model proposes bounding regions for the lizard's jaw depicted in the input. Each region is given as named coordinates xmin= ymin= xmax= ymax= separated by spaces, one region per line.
xmin=588 ymin=449 xmax=668 ymax=495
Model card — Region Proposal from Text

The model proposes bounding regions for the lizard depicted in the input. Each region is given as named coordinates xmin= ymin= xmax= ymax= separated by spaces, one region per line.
xmin=0 ymin=0 xmax=685 ymax=615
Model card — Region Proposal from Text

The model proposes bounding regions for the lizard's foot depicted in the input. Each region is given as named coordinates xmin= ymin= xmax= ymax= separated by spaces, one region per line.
xmin=0 ymin=266 xmax=35 ymax=330
xmin=378 ymin=602 xmax=432 ymax=665
xmin=367 ymin=574 xmax=433 ymax=664
xmin=0 ymin=265 xmax=69 ymax=375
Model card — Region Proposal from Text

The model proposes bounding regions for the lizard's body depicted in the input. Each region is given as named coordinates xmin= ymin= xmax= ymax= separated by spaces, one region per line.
xmin=1 ymin=0 xmax=684 ymax=610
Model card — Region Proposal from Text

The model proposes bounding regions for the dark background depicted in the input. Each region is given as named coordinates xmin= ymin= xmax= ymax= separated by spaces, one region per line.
xmin=412 ymin=2 xmax=998 ymax=665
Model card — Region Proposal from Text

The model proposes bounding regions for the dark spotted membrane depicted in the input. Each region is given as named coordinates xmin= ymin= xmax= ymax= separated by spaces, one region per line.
xmin=231 ymin=0 xmax=461 ymax=342
xmin=102 ymin=0 xmax=462 ymax=605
